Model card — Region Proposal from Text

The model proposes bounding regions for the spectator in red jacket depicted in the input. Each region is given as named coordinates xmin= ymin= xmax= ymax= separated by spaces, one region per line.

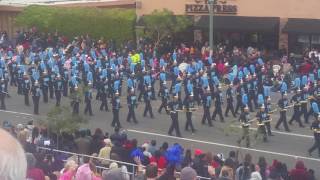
xmin=149 ymin=150 xmax=167 ymax=170
xmin=26 ymin=153 xmax=46 ymax=180
xmin=289 ymin=160 xmax=309 ymax=180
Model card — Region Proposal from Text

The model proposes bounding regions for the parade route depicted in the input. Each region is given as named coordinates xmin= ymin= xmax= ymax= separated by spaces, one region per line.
xmin=2 ymin=85 xmax=320 ymax=178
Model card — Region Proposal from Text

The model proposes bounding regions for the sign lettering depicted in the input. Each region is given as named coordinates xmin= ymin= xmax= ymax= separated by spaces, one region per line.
xmin=185 ymin=0 xmax=237 ymax=14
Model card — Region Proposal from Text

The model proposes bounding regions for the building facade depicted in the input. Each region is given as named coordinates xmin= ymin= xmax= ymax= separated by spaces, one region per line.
xmin=136 ymin=0 xmax=320 ymax=54
xmin=1 ymin=0 xmax=320 ymax=54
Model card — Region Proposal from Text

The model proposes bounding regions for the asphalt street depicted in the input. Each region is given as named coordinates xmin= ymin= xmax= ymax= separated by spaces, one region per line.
xmin=2 ymin=83 xmax=320 ymax=177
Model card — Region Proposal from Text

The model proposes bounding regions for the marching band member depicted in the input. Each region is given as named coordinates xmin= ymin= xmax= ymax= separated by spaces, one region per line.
xmin=84 ymin=84 xmax=93 ymax=116
xmin=275 ymin=92 xmax=291 ymax=132
xmin=289 ymin=88 xmax=304 ymax=127
xmin=143 ymin=85 xmax=154 ymax=118
xmin=71 ymin=84 xmax=81 ymax=115
xmin=225 ymin=78 xmax=236 ymax=118
xmin=184 ymin=83 xmax=196 ymax=133
xmin=212 ymin=85 xmax=224 ymax=122
xmin=308 ymin=114 xmax=320 ymax=157
xmin=237 ymin=105 xmax=251 ymax=147
xmin=31 ymin=80 xmax=41 ymax=115
xmin=22 ymin=72 xmax=31 ymax=106
xmin=201 ymin=87 xmax=213 ymax=127
xmin=301 ymin=85 xmax=309 ymax=124
xmin=158 ymin=81 xmax=169 ymax=114
xmin=255 ymin=103 xmax=268 ymax=142
xmin=111 ymin=90 xmax=121 ymax=128
xmin=127 ymin=87 xmax=138 ymax=124
xmin=54 ymin=74 xmax=63 ymax=107
xmin=167 ymin=95 xmax=182 ymax=137
xmin=0 ymin=77 xmax=6 ymax=110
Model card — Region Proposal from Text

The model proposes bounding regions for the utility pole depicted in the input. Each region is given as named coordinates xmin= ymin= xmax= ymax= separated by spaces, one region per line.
xmin=208 ymin=0 xmax=214 ymax=51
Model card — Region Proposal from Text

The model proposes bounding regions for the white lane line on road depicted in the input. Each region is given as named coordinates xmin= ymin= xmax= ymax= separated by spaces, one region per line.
xmin=127 ymin=129 xmax=320 ymax=162
xmin=0 ymin=110 xmax=34 ymax=116
xmin=231 ymin=125 xmax=313 ymax=139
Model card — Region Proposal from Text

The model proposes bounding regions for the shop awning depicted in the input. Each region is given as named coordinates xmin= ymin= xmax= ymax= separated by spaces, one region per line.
xmin=283 ymin=18 xmax=320 ymax=34
xmin=195 ymin=16 xmax=279 ymax=32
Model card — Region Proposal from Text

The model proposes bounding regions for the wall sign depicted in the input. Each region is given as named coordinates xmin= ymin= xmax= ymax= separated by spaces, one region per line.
xmin=186 ymin=0 xmax=237 ymax=14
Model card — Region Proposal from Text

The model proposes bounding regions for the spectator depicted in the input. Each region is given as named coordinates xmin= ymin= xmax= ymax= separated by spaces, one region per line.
xmin=228 ymin=151 xmax=239 ymax=171
xmin=268 ymin=160 xmax=283 ymax=180
xmin=75 ymin=156 xmax=92 ymax=180
xmin=98 ymin=139 xmax=112 ymax=166
xmin=149 ymin=150 xmax=167 ymax=170
xmin=192 ymin=149 xmax=208 ymax=177
xmin=157 ymin=164 xmax=176 ymax=180
xmin=102 ymin=166 xmax=130 ymax=180
xmin=235 ymin=153 xmax=252 ymax=180
xmin=89 ymin=162 xmax=102 ymax=180
xmin=147 ymin=140 xmax=157 ymax=156
xmin=142 ymin=143 xmax=152 ymax=159
xmin=110 ymin=126 xmax=124 ymax=146
xmin=145 ymin=163 xmax=158 ymax=180
xmin=0 ymin=127 xmax=27 ymax=180
xmin=289 ymin=160 xmax=309 ymax=180
xmin=250 ymin=164 xmax=262 ymax=180
xmin=26 ymin=153 xmax=46 ymax=180
xmin=159 ymin=142 xmax=169 ymax=156
xmin=90 ymin=128 xmax=105 ymax=154
xmin=180 ymin=166 xmax=198 ymax=180
xmin=219 ymin=168 xmax=232 ymax=180
xmin=212 ymin=153 xmax=224 ymax=177
xmin=257 ymin=156 xmax=269 ymax=180
xmin=181 ymin=149 xmax=193 ymax=168
xmin=59 ymin=160 xmax=78 ymax=180
xmin=36 ymin=128 xmax=51 ymax=147
xmin=110 ymin=138 xmax=126 ymax=162
xmin=31 ymin=126 xmax=40 ymax=144
xmin=34 ymin=153 xmax=52 ymax=177
xmin=75 ymin=130 xmax=91 ymax=155
xmin=219 ymin=158 xmax=234 ymax=179
xmin=308 ymin=169 xmax=316 ymax=180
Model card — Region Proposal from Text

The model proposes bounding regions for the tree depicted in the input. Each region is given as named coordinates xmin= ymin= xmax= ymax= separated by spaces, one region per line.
xmin=39 ymin=106 xmax=87 ymax=135
xmin=139 ymin=9 xmax=192 ymax=48
xmin=15 ymin=5 xmax=136 ymax=44
xmin=38 ymin=105 xmax=87 ymax=148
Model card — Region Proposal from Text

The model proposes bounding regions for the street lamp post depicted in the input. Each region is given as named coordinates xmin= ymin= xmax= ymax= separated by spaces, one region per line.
xmin=208 ymin=0 xmax=214 ymax=51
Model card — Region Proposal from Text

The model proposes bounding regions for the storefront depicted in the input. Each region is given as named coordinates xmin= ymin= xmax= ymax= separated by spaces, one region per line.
xmin=284 ymin=18 xmax=320 ymax=54
xmin=2 ymin=0 xmax=320 ymax=54
xmin=136 ymin=0 xmax=320 ymax=54
xmin=194 ymin=16 xmax=279 ymax=50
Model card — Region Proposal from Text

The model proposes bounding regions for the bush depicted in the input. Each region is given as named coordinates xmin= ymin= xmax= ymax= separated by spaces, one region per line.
xmin=15 ymin=5 xmax=136 ymax=43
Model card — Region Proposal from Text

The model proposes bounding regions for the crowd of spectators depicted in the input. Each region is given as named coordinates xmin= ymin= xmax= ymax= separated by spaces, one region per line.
xmin=1 ymin=120 xmax=317 ymax=180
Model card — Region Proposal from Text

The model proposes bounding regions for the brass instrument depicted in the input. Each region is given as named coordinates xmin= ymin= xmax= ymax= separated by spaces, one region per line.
xmin=183 ymin=107 xmax=199 ymax=112
xmin=268 ymin=109 xmax=277 ymax=114
xmin=264 ymin=118 xmax=273 ymax=123
xmin=285 ymin=104 xmax=294 ymax=108
xmin=308 ymin=96 xmax=315 ymax=100
xmin=241 ymin=118 xmax=255 ymax=127
xmin=313 ymin=129 xmax=320 ymax=134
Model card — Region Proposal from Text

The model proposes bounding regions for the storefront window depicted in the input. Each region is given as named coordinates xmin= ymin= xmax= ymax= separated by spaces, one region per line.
xmin=311 ymin=35 xmax=320 ymax=44
xmin=289 ymin=34 xmax=320 ymax=54
xmin=297 ymin=35 xmax=309 ymax=43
